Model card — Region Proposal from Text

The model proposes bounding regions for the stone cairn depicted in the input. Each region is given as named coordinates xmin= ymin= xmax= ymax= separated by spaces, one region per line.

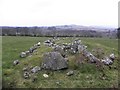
xmin=13 ymin=38 xmax=116 ymax=80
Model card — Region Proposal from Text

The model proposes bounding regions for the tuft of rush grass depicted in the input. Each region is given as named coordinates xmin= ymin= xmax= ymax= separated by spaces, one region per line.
xmin=2 ymin=36 xmax=118 ymax=88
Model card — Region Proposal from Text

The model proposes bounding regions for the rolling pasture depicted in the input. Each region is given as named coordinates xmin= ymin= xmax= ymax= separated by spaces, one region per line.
xmin=2 ymin=36 xmax=118 ymax=88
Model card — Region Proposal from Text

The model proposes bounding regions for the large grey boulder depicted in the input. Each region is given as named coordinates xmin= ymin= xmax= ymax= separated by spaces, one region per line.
xmin=41 ymin=52 xmax=68 ymax=70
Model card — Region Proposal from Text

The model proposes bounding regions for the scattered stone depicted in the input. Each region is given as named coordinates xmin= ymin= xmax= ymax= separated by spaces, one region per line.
xmin=89 ymin=54 xmax=98 ymax=63
xmin=31 ymin=66 xmax=41 ymax=73
xmin=44 ymin=39 xmax=55 ymax=47
xmin=37 ymin=42 xmax=41 ymax=46
xmin=25 ymin=50 xmax=30 ymax=56
xmin=56 ymin=81 xmax=61 ymax=85
xmin=43 ymin=74 xmax=49 ymax=78
xmin=22 ymin=67 xmax=28 ymax=71
xmin=23 ymin=71 xmax=30 ymax=79
xmin=13 ymin=60 xmax=19 ymax=65
xmin=20 ymin=42 xmax=40 ymax=58
xmin=78 ymin=45 xmax=83 ymax=53
xmin=30 ymin=66 xmax=33 ymax=69
xmin=66 ymin=70 xmax=74 ymax=76
xmin=100 ymin=76 xmax=107 ymax=80
xmin=109 ymin=53 xmax=115 ymax=60
xmin=101 ymin=57 xmax=113 ymax=65
xmin=86 ymin=76 xmax=89 ymax=79
xmin=42 ymin=52 xmax=68 ymax=70
xmin=83 ymin=50 xmax=97 ymax=63
xmin=20 ymin=52 xmax=26 ymax=58
xmin=70 ymin=43 xmax=78 ymax=54
xmin=54 ymin=45 xmax=66 ymax=58
xmin=29 ymin=46 xmax=37 ymax=53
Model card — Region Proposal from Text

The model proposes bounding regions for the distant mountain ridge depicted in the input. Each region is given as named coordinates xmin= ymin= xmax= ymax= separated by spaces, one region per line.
xmin=1 ymin=24 xmax=116 ymax=31
xmin=50 ymin=25 xmax=116 ymax=31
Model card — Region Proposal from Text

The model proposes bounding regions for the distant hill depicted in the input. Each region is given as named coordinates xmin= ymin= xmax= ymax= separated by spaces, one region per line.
xmin=46 ymin=25 xmax=116 ymax=32
xmin=1 ymin=25 xmax=116 ymax=31
xmin=1 ymin=25 xmax=118 ymax=38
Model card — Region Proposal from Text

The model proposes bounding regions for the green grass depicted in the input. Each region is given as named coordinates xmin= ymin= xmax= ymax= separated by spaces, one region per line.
xmin=2 ymin=36 xmax=118 ymax=88
xmin=0 ymin=36 xmax=2 ymax=89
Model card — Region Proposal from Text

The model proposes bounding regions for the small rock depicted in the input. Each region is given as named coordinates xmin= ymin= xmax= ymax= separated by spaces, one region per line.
xmin=31 ymin=66 xmax=41 ymax=73
xmin=66 ymin=70 xmax=74 ymax=76
xmin=20 ymin=52 xmax=26 ymax=58
xmin=56 ymin=81 xmax=61 ymax=85
xmin=101 ymin=57 xmax=113 ymax=65
xmin=101 ymin=76 xmax=106 ymax=80
xmin=23 ymin=71 xmax=30 ymax=79
xmin=22 ymin=67 xmax=28 ymax=71
xmin=25 ymin=51 xmax=30 ymax=56
xmin=13 ymin=60 xmax=19 ymax=65
xmin=37 ymin=42 xmax=41 ymax=46
xmin=109 ymin=53 xmax=115 ymax=60
xmin=43 ymin=74 xmax=49 ymax=78
xmin=30 ymin=66 xmax=33 ymax=69
xmin=86 ymin=76 xmax=89 ymax=79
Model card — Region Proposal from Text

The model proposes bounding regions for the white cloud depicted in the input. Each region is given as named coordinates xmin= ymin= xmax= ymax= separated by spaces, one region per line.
xmin=0 ymin=0 xmax=119 ymax=27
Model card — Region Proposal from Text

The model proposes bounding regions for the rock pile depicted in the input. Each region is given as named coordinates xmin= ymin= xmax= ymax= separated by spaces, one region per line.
xmin=23 ymin=65 xmax=41 ymax=79
xmin=44 ymin=39 xmax=55 ymax=47
xmin=101 ymin=53 xmax=115 ymax=65
xmin=20 ymin=42 xmax=41 ymax=58
xmin=53 ymin=39 xmax=82 ymax=56
xmin=14 ymin=38 xmax=116 ymax=81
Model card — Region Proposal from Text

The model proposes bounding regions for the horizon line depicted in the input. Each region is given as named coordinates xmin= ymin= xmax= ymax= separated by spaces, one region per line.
xmin=0 ymin=24 xmax=118 ymax=28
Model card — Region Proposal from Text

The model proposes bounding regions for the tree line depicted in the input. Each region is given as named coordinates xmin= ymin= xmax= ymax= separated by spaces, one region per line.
xmin=1 ymin=26 xmax=118 ymax=38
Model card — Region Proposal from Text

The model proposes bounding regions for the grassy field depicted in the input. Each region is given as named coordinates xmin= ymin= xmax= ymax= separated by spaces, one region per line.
xmin=0 ymin=36 xmax=2 ymax=89
xmin=2 ymin=36 xmax=118 ymax=88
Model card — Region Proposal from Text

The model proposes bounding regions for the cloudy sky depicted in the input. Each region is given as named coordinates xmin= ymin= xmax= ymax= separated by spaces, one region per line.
xmin=0 ymin=0 xmax=119 ymax=27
